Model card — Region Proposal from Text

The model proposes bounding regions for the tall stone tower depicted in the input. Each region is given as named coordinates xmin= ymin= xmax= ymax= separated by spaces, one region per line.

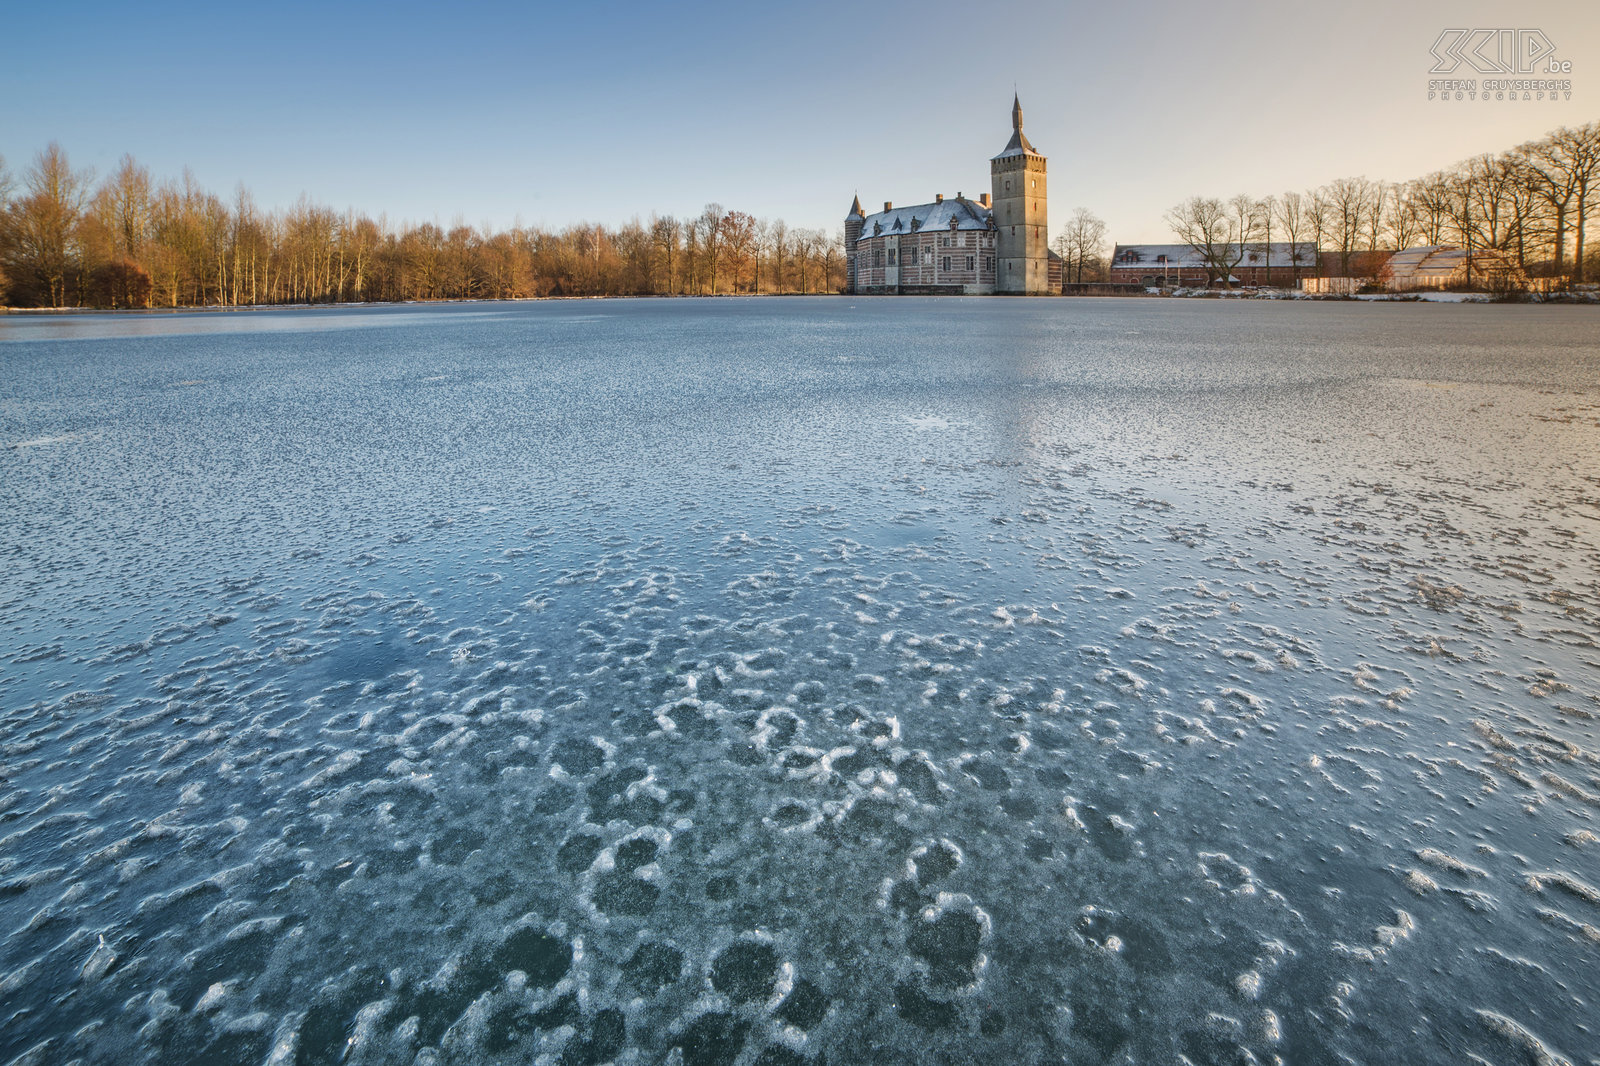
xmin=843 ymin=194 xmax=865 ymax=294
xmin=990 ymin=94 xmax=1049 ymax=294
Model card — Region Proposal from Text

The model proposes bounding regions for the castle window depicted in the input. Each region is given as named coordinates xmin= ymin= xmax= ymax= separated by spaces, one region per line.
xmin=888 ymin=249 xmax=896 ymax=266
xmin=942 ymin=256 xmax=951 ymax=272
xmin=967 ymin=255 xmax=975 ymax=271
xmin=985 ymin=256 xmax=993 ymax=272
xmin=874 ymin=249 xmax=883 ymax=267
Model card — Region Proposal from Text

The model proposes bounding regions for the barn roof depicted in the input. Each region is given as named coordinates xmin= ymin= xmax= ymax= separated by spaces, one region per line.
xmin=1110 ymin=243 xmax=1318 ymax=269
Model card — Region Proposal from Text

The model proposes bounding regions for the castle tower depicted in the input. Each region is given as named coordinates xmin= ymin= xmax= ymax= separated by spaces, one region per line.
xmin=990 ymin=94 xmax=1049 ymax=294
xmin=844 ymin=194 xmax=865 ymax=294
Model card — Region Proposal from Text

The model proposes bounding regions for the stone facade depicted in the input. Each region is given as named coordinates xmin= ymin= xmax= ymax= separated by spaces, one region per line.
xmin=849 ymin=198 xmax=998 ymax=295
xmin=990 ymin=95 xmax=1050 ymax=295
xmin=847 ymin=97 xmax=1055 ymax=296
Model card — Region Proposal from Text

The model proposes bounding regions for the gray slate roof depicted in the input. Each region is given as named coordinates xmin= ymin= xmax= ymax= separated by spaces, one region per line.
xmin=857 ymin=198 xmax=994 ymax=240
xmin=993 ymin=93 xmax=1039 ymax=159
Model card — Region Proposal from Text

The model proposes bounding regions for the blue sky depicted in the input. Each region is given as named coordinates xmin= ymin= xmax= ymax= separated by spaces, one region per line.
xmin=3 ymin=0 xmax=1597 ymax=243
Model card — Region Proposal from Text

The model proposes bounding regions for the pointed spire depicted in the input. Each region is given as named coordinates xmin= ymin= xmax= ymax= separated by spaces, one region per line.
xmin=847 ymin=193 xmax=865 ymax=220
xmin=995 ymin=93 xmax=1037 ymax=158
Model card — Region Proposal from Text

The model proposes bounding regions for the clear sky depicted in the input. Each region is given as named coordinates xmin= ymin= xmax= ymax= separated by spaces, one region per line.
xmin=2 ymin=0 xmax=1596 ymax=243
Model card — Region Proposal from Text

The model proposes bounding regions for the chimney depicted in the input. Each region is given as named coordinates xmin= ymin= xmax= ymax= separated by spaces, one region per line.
xmin=979 ymin=193 xmax=991 ymax=208
xmin=935 ymin=193 xmax=944 ymax=203
xmin=884 ymin=201 xmax=893 ymax=212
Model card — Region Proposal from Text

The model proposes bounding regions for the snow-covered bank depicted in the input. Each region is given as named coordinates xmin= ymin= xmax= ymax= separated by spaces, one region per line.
xmin=1140 ymin=285 xmax=1598 ymax=304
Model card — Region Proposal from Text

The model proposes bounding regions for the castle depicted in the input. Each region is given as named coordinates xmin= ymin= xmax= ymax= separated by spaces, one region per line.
xmin=845 ymin=96 xmax=1061 ymax=295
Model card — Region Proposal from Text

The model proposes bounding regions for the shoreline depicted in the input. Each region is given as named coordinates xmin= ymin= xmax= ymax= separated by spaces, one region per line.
xmin=3 ymin=288 xmax=1596 ymax=315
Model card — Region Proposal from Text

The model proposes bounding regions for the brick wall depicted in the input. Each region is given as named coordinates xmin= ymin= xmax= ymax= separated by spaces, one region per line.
xmin=853 ymin=228 xmax=998 ymax=292
xmin=1108 ymin=265 xmax=1314 ymax=287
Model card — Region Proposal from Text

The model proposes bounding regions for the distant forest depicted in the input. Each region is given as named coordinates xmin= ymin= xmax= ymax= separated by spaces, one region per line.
xmin=0 ymin=148 xmax=845 ymax=308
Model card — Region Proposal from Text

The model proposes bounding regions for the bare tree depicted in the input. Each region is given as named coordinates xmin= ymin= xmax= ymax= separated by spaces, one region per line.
xmin=1055 ymin=207 xmax=1108 ymax=284
xmin=696 ymin=203 xmax=724 ymax=294
xmin=650 ymin=214 xmax=681 ymax=295
xmin=1522 ymin=137 xmax=1579 ymax=277
xmin=1166 ymin=196 xmax=1251 ymax=287
xmin=1273 ymin=191 xmax=1311 ymax=283
xmin=1409 ymin=174 xmax=1453 ymax=246
xmin=1501 ymin=152 xmax=1543 ymax=270
xmin=0 ymin=154 xmax=10 ymax=299
xmin=1544 ymin=123 xmax=1600 ymax=282
xmin=821 ymin=231 xmax=842 ymax=293
xmin=1322 ymin=177 xmax=1374 ymax=276
xmin=1386 ymin=183 xmax=1422 ymax=253
xmin=720 ymin=210 xmax=757 ymax=294
xmin=1363 ymin=181 xmax=1388 ymax=271
xmin=105 ymin=155 xmax=151 ymax=261
xmin=4 ymin=144 xmax=94 ymax=306
xmin=1305 ymin=190 xmax=1332 ymax=276
xmin=790 ymin=229 xmax=816 ymax=293
xmin=1253 ymin=195 xmax=1276 ymax=285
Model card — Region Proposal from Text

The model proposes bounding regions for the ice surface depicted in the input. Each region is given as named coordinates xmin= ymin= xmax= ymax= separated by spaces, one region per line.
xmin=1 ymin=298 xmax=1598 ymax=1064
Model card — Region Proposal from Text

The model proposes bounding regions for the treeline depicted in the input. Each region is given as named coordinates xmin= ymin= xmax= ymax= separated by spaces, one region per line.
xmin=0 ymin=147 xmax=845 ymax=309
xmin=1166 ymin=121 xmax=1600 ymax=284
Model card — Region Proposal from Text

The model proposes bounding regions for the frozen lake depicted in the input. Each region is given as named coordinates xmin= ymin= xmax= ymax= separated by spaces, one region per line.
xmin=1 ymin=297 xmax=1597 ymax=1065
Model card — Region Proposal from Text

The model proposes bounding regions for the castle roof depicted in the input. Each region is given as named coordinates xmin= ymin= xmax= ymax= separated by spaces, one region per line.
xmin=993 ymin=92 xmax=1039 ymax=159
xmin=847 ymin=194 xmax=865 ymax=220
xmin=857 ymin=197 xmax=993 ymax=240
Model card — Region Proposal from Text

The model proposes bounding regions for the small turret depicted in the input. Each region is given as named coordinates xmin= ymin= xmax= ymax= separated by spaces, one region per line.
xmin=844 ymin=194 xmax=866 ymax=294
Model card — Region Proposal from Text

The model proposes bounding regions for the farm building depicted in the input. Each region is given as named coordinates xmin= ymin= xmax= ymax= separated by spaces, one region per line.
xmin=1107 ymin=243 xmax=1318 ymax=287
xmin=1379 ymin=246 xmax=1531 ymax=291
